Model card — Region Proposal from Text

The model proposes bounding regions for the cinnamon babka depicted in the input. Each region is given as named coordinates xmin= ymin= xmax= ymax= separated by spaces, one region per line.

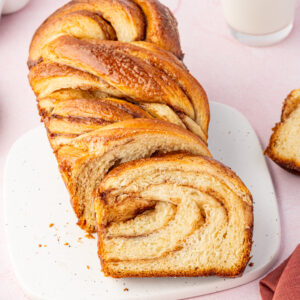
xmin=97 ymin=153 xmax=253 ymax=277
xmin=265 ymin=89 xmax=300 ymax=173
xmin=28 ymin=0 xmax=253 ymax=277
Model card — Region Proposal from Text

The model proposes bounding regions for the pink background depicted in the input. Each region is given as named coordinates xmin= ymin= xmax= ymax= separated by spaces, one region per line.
xmin=0 ymin=0 xmax=299 ymax=299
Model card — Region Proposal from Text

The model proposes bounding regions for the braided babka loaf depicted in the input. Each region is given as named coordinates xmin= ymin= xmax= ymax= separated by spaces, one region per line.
xmin=265 ymin=89 xmax=300 ymax=173
xmin=28 ymin=0 xmax=253 ymax=277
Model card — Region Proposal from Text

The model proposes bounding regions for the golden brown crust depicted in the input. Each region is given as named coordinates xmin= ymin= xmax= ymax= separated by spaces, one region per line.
xmin=131 ymin=0 xmax=183 ymax=59
xmin=265 ymin=89 xmax=300 ymax=173
xmin=28 ymin=0 xmax=209 ymax=146
xmin=28 ymin=0 xmax=145 ymax=64
xmin=28 ymin=0 xmax=182 ymax=64
xmin=45 ymin=36 xmax=194 ymax=115
xmin=30 ymin=34 xmax=209 ymax=137
xmin=281 ymin=89 xmax=300 ymax=121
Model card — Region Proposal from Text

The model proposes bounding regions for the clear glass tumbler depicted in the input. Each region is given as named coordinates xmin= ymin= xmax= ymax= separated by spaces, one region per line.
xmin=221 ymin=0 xmax=296 ymax=46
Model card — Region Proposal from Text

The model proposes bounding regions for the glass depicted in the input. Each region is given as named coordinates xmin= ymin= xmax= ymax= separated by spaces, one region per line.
xmin=1 ymin=0 xmax=30 ymax=15
xmin=221 ymin=0 xmax=296 ymax=46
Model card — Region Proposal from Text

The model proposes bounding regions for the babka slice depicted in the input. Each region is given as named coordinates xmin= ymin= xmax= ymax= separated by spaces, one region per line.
xmin=265 ymin=89 xmax=300 ymax=173
xmin=96 ymin=153 xmax=253 ymax=277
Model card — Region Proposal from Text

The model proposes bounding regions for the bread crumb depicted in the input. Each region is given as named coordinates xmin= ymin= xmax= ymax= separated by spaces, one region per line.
xmin=86 ymin=265 xmax=90 ymax=270
xmin=44 ymin=245 xmax=47 ymax=247
xmin=38 ymin=244 xmax=42 ymax=247
xmin=85 ymin=233 xmax=95 ymax=239
xmin=49 ymin=223 xmax=54 ymax=228
xmin=64 ymin=242 xmax=69 ymax=246
xmin=78 ymin=237 xmax=82 ymax=243
xmin=249 ymin=262 xmax=254 ymax=267
xmin=123 ymin=288 xmax=129 ymax=292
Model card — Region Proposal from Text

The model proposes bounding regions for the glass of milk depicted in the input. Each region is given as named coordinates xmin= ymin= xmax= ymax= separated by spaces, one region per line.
xmin=221 ymin=0 xmax=296 ymax=46
xmin=0 ymin=0 xmax=30 ymax=16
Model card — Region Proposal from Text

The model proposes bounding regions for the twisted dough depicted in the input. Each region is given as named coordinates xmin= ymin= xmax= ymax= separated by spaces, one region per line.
xmin=28 ymin=0 xmax=210 ymax=232
xmin=28 ymin=0 xmax=252 ymax=277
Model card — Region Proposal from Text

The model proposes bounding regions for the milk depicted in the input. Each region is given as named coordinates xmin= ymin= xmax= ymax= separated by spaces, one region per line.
xmin=221 ymin=0 xmax=296 ymax=45
xmin=1 ymin=0 xmax=30 ymax=15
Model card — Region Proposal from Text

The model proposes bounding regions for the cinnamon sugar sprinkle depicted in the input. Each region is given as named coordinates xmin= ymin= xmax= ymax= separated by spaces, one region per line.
xmin=85 ymin=233 xmax=95 ymax=239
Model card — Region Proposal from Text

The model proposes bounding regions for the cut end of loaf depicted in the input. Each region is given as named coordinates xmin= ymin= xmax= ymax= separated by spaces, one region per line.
xmin=96 ymin=153 xmax=253 ymax=278
xmin=265 ymin=89 xmax=300 ymax=173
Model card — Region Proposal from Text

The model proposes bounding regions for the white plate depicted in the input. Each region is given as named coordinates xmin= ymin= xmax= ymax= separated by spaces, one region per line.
xmin=4 ymin=102 xmax=280 ymax=300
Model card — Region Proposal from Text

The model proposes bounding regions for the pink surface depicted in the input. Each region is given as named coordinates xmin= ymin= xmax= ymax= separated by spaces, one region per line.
xmin=0 ymin=0 xmax=299 ymax=299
